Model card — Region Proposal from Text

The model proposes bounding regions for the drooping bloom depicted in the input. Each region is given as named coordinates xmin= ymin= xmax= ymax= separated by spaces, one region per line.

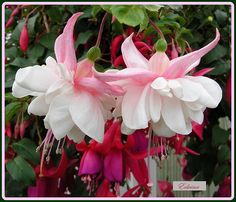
xmin=95 ymin=30 xmax=222 ymax=137
xmin=12 ymin=12 xmax=124 ymax=143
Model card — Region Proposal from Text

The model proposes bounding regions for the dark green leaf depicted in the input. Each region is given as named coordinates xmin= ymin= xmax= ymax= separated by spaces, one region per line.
xmin=27 ymin=44 xmax=45 ymax=58
xmin=75 ymin=31 xmax=93 ymax=49
xmin=217 ymin=144 xmax=230 ymax=162
xmin=213 ymin=164 xmax=230 ymax=185
xmin=46 ymin=6 xmax=63 ymax=22
xmin=9 ymin=57 xmax=37 ymax=67
xmin=5 ymin=102 xmax=22 ymax=123
xmin=5 ymin=68 xmax=16 ymax=88
xmin=208 ymin=60 xmax=231 ymax=75
xmin=214 ymin=10 xmax=228 ymax=25
xmin=212 ymin=125 xmax=229 ymax=147
xmin=6 ymin=156 xmax=36 ymax=186
xmin=12 ymin=138 xmax=40 ymax=165
xmin=91 ymin=6 xmax=102 ymax=17
xmin=39 ymin=32 xmax=57 ymax=50
xmin=5 ymin=47 xmax=18 ymax=59
xmin=144 ymin=5 xmax=163 ymax=12
xmin=202 ymin=45 xmax=227 ymax=64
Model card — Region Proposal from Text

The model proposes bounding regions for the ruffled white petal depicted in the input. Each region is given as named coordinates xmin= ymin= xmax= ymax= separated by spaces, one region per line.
xmin=69 ymin=91 xmax=104 ymax=143
xmin=12 ymin=82 xmax=40 ymax=98
xmin=28 ymin=95 xmax=49 ymax=116
xmin=188 ymin=76 xmax=222 ymax=108
xmin=67 ymin=126 xmax=85 ymax=143
xmin=47 ymin=93 xmax=74 ymax=140
xmin=15 ymin=65 xmax=58 ymax=93
xmin=121 ymin=122 xmax=135 ymax=135
xmin=161 ymin=96 xmax=192 ymax=134
xmin=149 ymin=88 xmax=161 ymax=123
xmin=152 ymin=119 xmax=175 ymax=137
xmin=122 ymin=84 xmax=150 ymax=129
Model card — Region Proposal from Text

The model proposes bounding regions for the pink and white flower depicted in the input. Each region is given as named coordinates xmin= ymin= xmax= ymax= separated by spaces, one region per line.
xmin=95 ymin=30 xmax=222 ymax=137
xmin=12 ymin=12 xmax=124 ymax=143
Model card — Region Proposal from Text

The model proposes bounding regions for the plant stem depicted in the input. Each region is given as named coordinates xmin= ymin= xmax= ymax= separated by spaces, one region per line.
xmin=149 ymin=18 xmax=164 ymax=39
xmin=96 ymin=12 xmax=108 ymax=47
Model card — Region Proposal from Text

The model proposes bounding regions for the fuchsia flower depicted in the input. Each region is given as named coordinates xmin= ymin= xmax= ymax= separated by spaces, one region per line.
xmin=158 ymin=180 xmax=174 ymax=197
xmin=96 ymin=30 xmax=222 ymax=138
xmin=12 ymin=12 xmax=124 ymax=143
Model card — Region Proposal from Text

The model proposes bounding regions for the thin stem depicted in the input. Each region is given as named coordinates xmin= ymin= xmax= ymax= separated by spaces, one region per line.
xmin=42 ymin=12 xmax=50 ymax=33
xmin=149 ymin=19 xmax=164 ymax=39
xmin=95 ymin=12 xmax=108 ymax=47
xmin=147 ymin=125 xmax=153 ymax=186
xmin=25 ymin=6 xmax=40 ymax=22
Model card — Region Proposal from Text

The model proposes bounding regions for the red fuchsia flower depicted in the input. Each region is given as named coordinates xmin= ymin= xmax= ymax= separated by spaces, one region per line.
xmin=19 ymin=23 xmax=29 ymax=53
xmin=158 ymin=180 xmax=174 ymax=197
xmin=111 ymin=28 xmax=153 ymax=68
xmin=96 ymin=29 xmax=222 ymax=138
xmin=5 ymin=16 xmax=14 ymax=28
xmin=214 ymin=176 xmax=231 ymax=197
xmin=168 ymin=134 xmax=200 ymax=156
xmin=123 ymin=183 xmax=151 ymax=197
xmin=96 ymin=179 xmax=117 ymax=197
xmin=226 ymin=74 xmax=231 ymax=106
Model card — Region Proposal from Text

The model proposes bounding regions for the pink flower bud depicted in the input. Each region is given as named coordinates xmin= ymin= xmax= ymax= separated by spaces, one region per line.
xmin=14 ymin=123 xmax=20 ymax=139
xmin=171 ymin=39 xmax=178 ymax=59
xmin=11 ymin=7 xmax=20 ymax=17
xmin=6 ymin=16 xmax=14 ymax=28
xmin=19 ymin=122 xmax=25 ymax=139
xmin=20 ymin=23 xmax=29 ymax=53
xmin=10 ymin=7 xmax=20 ymax=17
xmin=5 ymin=122 xmax=12 ymax=138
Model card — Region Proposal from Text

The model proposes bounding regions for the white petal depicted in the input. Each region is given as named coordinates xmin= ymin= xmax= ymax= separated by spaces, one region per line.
xmin=121 ymin=122 xmax=135 ymax=135
xmin=69 ymin=91 xmax=104 ymax=143
xmin=15 ymin=65 xmax=58 ymax=92
xmin=177 ymin=78 xmax=202 ymax=102
xmin=12 ymin=82 xmax=40 ymax=98
xmin=152 ymin=119 xmax=175 ymax=137
xmin=161 ymin=96 xmax=192 ymax=134
xmin=183 ymin=103 xmax=204 ymax=124
xmin=151 ymin=77 xmax=172 ymax=97
xmin=149 ymin=88 xmax=161 ymax=123
xmin=121 ymin=33 xmax=148 ymax=69
xmin=48 ymin=93 xmax=74 ymax=140
xmin=122 ymin=84 xmax=150 ymax=129
xmin=188 ymin=76 xmax=222 ymax=108
xmin=67 ymin=126 xmax=85 ymax=143
xmin=168 ymin=79 xmax=183 ymax=98
xmin=185 ymin=102 xmax=204 ymax=111
xmin=28 ymin=95 xmax=49 ymax=116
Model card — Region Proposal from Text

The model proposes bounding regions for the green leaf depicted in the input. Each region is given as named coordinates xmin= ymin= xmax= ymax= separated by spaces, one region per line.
xmin=212 ymin=125 xmax=229 ymax=147
xmin=202 ymin=45 xmax=227 ymax=64
xmin=12 ymin=138 xmax=40 ymax=165
xmin=9 ymin=57 xmax=37 ymax=67
xmin=5 ymin=47 xmax=18 ymax=59
xmin=5 ymin=68 xmax=16 ymax=88
xmin=39 ymin=32 xmax=57 ymax=50
xmin=214 ymin=10 xmax=228 ymax=25
xmin=217 ymin=144 xmax=230 ymax=162
xmin=6 ymin=156 xmax=36 ymax=186
xmin=5 ymin=102 xmax=22 ymax=123
xmin=110 ymin=5 xmax=147 ymax=28
xmin=46 ymin=6 xmax=63 ymax=22
xmin=144 ymin=5 xmax=163 ymax=12
xmin=208 ymin=60 xmax=231 ymax=75
xmin=75 ymin=31 xmax=93 ymax=49
xmin=91 ymin=6 xmax=102 ymax=17
xmin=5 ymin=136 xmax=10 ymax=152
xmin=213 ymin=164 xmax=230 ymax=185
xmin=27 ymin=44 xmax=45 ymax=58
xmin=5 ymin=92 xmax=17 ymax=101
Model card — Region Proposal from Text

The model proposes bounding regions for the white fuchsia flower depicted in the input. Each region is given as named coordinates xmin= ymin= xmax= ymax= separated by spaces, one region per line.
xmin=12 ymin=12 xmax=124 ymax=143
xmin=95 ymin=30 xmax=222 ymax=137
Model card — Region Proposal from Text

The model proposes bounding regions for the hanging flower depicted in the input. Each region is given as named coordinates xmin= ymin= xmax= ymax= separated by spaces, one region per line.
xmin=95 ymin=30 xmax=222 ymax=138
xmin=12 ymin=12 xmax=124 ymax=143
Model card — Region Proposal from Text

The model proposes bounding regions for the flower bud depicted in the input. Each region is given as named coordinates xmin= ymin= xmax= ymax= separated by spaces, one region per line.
xmin=19 ymin=122 xmax=25 ymax=139
xmin=207 ymin=16 xmax=213 ymax=22
xmin=11 ymin=7 xmax=20 ymax=17
xmin=87 ymin=46 xmax=101 ymax=62
xmin=5 ymin=122 xmax=12 ymax=138
xmin=154 ymin=38 xmax=167 ymax=52
xmin=6 ymin=16 xmax=14 ymax=28
xmin=19 ymin=23 xmax=29 ymax=53
xmin=14 ymin=123 xmax=20 ymax=139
